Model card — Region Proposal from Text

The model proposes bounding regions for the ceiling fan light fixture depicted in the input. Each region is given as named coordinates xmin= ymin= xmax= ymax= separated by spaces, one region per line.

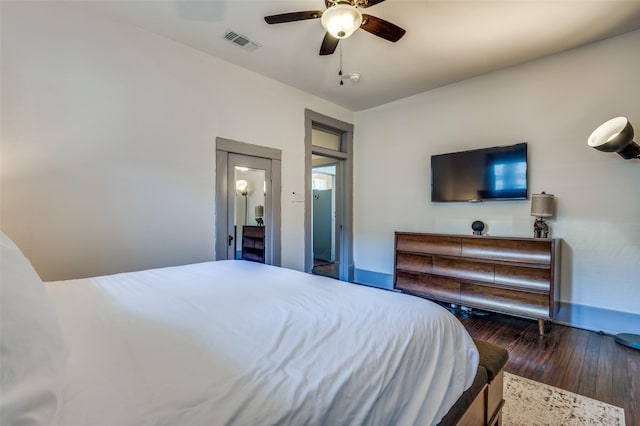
xmin=321 ymin=4 xmax=363 ymax=39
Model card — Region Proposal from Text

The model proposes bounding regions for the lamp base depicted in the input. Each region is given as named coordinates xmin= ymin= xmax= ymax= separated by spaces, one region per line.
xmin=533 ymin=218 xmax=549 ymax=238
xmin=614 ymin=333 xmax=640 ymax=350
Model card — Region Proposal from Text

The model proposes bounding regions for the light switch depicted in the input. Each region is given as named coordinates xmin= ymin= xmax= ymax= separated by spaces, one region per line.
xmin=291 ymin=191 xmax=305 ymax=203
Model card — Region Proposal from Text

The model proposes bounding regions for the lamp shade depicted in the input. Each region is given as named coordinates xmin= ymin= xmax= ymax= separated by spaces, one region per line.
xmin=321 ymin=4 xmax=363 ymax=39
xmin=255 ymin=205 xmax=264 ymax=217
xmin=236 ymin=179 xmax=248 ymax=192
xmin=587 ymin=117 xmax=640 ymax=159
xmin=531 ymin=192 xmax=554 ymax=217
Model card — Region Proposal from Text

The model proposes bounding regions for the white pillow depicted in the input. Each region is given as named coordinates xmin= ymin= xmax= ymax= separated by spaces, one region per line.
xmin=1 ymin=232 xmax=64 ymax=426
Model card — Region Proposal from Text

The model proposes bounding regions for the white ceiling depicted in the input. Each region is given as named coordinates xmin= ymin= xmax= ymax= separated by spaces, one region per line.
xmin=81 ymin=0 xmax=640 ymax=111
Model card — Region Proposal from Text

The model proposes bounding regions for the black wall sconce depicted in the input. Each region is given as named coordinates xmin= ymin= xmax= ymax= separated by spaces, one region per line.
xmin=588 ymin=117 xmax=639 ymax=159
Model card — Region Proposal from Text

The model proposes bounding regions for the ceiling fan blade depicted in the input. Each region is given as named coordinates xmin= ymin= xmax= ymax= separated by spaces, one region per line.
xmin=358 ymin=0 xmax=387 ymax=8
xmin=319 ymin=33 xmax=340 ymax=55
xmin=360 ymin=14 xmax=406 ymax=42
xmin=264 ymin=11 xmax=323 ymax=25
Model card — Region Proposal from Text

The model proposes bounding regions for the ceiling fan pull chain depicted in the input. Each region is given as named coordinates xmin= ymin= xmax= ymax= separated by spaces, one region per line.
xmin=339 ymin=44 xmax=344 ymax=85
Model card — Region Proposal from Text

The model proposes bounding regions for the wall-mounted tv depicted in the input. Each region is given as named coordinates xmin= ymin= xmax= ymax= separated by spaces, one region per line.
xmin=431 ymin=142 xmax=528 ymax=202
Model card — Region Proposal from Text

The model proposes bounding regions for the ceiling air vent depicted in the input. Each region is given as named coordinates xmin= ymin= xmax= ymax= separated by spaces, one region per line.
xmin=224 ymin=31 xmax=261 ymax=52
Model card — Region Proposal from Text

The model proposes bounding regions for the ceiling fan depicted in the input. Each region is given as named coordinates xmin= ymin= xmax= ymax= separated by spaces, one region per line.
xmin=264 ymin=0 xmax=406 ymax=56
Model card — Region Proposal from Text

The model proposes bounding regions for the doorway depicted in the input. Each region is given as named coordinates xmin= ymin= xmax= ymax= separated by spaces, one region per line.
xmin=311 ymin=160 xmax=341 ymax=279
xmin=215 ymin=138 xmax=281 ymax=265
xmin=304 ymin=109 xmax=353 ymax=281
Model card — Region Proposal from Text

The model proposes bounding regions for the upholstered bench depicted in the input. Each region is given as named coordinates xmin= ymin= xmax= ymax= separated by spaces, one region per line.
xmin=438 ymin=339 xmax=509 ymax=426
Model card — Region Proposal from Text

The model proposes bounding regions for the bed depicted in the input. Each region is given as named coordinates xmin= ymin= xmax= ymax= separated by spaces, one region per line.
xmin=0 ymin=232 xmax=504 ymax=426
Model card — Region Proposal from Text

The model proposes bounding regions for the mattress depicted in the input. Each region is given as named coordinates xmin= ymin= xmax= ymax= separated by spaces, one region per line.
xmin=45 ymin=260 xmax=479 ymax=425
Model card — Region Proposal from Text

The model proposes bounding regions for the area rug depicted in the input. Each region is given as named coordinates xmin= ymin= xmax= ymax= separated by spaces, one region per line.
xmin=503 ymin=372 xmax=625 ymax=425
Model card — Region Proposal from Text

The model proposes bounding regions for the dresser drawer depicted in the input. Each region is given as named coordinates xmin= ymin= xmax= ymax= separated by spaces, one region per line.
xmin=461 ymin=238 xmax=552 ymax=265
xmin=395 ymin=271 xmax=460 ymax=304
xmin=396 ymin=234 xmax=461 ymax=257
xmin=243 ymin=226 xmax=265 ymax=238
xmin=460 ymin=283 xmax=550 ymax=318
xmin=433 ymin=257 xmax=494 ymax=283
xmin=396 ymin=253 xmax=433 ymax=274
xmin=494 ymin=264 xmax=550 ymax=292
xmin=242 ymin=237 xmax=264 ymax=249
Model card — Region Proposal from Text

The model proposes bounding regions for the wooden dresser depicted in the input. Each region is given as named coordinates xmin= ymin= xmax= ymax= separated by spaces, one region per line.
xmin=241 ymin=226 xmax=265 ymax=263
xmin=394 ymin=232 xmax=560 ymax=335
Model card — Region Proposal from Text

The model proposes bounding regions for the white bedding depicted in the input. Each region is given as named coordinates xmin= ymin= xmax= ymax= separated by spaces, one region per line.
xmin=45 ymin=260 xmax=478 ymax=426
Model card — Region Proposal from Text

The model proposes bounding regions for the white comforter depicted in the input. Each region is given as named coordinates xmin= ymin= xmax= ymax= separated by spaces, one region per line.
xmin=46 ymin=260 xmax=478 ymax=426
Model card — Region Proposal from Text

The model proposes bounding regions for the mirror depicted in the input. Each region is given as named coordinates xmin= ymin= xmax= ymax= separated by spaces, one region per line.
xmin=234 ymin=166 xmax=266 ymax=259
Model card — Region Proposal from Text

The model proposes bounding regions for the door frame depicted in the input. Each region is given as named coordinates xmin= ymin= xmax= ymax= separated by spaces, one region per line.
xmin=304 ymin=109 xmax=354 ymax=281
xmin=215 ymin=137 xmax=282 ymax=266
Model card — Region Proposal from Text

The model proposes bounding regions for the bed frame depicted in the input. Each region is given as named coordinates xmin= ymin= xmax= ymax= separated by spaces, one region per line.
xmin=439 ymin=339 xmax=508 ymax=426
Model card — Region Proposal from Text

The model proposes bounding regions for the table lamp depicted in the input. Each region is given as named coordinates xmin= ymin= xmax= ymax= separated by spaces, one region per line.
xmin=531 ymin=192 xmax=554 ymax=238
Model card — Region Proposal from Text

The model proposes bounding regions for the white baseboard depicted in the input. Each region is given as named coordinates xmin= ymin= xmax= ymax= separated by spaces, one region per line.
xmin=554 ymin=302 xmax=640 ymax=336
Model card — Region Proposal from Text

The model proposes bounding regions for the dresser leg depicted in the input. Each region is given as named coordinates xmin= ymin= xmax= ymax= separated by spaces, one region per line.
xmin=538 ymin=319 xmax=546 ymax=336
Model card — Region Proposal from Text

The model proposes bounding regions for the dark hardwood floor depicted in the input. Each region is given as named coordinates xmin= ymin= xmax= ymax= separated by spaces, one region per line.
xmin=313 ymin=259 xmax=338 ymax=278
xmin=456 ymin=310 xmax=639 ymax=425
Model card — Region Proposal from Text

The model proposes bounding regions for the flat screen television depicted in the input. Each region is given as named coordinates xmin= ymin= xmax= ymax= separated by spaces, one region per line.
xmin=431 ymin=142 xmax=528 ymax=202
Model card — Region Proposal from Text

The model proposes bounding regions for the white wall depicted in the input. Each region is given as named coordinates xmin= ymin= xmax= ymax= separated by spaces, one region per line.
xmin=354 ymin=30 xmax=640 ymax=316
xmin=0 ymin=2 xmax=352 ymax=280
